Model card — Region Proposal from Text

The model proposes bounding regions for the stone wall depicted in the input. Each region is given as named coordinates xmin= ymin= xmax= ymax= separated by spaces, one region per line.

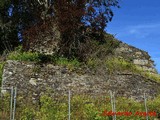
xmin=28 ymin=30 xmax=157 ymax=73
xmin=2 ymin=60 xmax=160 ymax=101
xmin=115 ymin=41 xmax=157 ymax=73
xmin=27 ymin=23 xmax=60 ymax=55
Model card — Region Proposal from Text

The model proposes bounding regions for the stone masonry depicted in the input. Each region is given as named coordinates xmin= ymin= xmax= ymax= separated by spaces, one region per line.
xmin=115 ymin=41 xmax=157 ymax=73
xmin=2 ymin=60 xmax=160 ymax=101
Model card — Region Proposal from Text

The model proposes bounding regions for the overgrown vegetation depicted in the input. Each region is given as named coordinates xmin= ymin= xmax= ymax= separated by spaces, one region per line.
xmin=0 ymin=0 xmax=120 ymax=59
xmin=0 ymin=93 xmax=11 ymax=120
xmin=7 ymin=46 xmax=40 ymax=62
xmin=0 ymin=62 xmax=5 ymax=86
xmin=8 ymin=51 xmax=40 ymax=62
xmin=7 ymin=46 xmax=81 ymax=71
xmin=105 ymin=57 xmax=160 ymax=83
xmin=55 ymin=57 xmax=80 ymax=71
xmin=88 ymin=35 xmax=120 ymax=59
xmin=0 ymin=94 xmax=160 ymax=120
xmin=143 ymin=72 xmax=160 ymax=83
xmin=105 ymin=57 xmax=139 ymax=74
xmin=6 ymin=42 xmax=160 ymax=83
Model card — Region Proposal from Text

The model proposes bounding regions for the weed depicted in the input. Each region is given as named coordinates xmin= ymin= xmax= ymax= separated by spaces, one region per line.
xmin=3 ymin=94 xmax=159 ymax=120
xmin=0 ymin=62 xmax=5 ymax=86
xmin=55 ymin=57 xmax=80 ymax=71
xmin=105 ymin=57 xmax=137 ymax=74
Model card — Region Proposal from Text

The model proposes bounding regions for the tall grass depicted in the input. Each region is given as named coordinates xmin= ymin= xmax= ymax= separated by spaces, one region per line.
xmin=105 ymin=57 xmax=160 ymax=83
xmin=0 ymin=94 xmax=159 ymax=120
xmin=0 ymin=62 xmax=5 ymax=86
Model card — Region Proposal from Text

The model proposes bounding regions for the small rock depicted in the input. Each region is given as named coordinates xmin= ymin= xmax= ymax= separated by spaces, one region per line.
xmin=9 ymin=72 xmax=13 ymax=75
xmin=29 ymin=78 xmax=37 ymax=86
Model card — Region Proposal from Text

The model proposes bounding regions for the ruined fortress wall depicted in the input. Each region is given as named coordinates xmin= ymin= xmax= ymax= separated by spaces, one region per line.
xmin=2 ymin=60 xmax=160 ymax=101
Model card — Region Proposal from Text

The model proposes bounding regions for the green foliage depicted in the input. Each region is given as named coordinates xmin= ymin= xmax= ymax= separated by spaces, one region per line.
xmin=7 ymin=95 xmax=159 ymax=120
xmin=143 ymin=72 xmax=160 ymax=83
xmin=0 ymin=93 xmax=160 ymax=119
xmin=0 ymin=93 xmax=11 ymax=120
xmin=147 ymin=95 xmax=160 ymax=113
xmin=37 ymin=95 xmax=68 ymax=120
xmin=55 ymin=57 xmax=80 ymax=71
xmin=8 ymin=51 xmax=40 ymax=62
xmin=20 ymin=107 xmax=36 ymax=120
xmin=102 ymin=35 xmax=120 ymax=55
xmin=105 ymin=57 xmax=160 ymax=83
xmin=86 ymin=58 xmax=99 ymax=69
xmin=0 ymin=62 xmax=5 ymax=86
xmin=7 ymin=46 xmax=40 ymax=62
xmin=86 ymin=36 xmax=120 ymax=69
xmin=7 ymin=46 xmax=81 ymax=71
xmin=0 ymin=0 xmax=120 ymax=58
xmin=89 ymin=37 xmax=120 ymax=59
xmin=105 ymin=57 xmax=138 ymax=74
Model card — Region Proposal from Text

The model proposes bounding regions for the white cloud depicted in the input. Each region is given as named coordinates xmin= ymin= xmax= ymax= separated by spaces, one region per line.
xmin=108 ymin=23 xmax=160 ymax=73
xmin=128 ymin=23 xmax=160 ymax=33
xmin=129 ymin=29 xmax=137 ymax=34
xmin=129 ymin=23 xmax=160 ymax=29
xmin=114 ymin=23 xmax=160 ymax=38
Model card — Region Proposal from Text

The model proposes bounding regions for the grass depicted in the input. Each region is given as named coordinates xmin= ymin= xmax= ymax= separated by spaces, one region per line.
xmin=5 ymin=45 xmax=160 ymax=82
xmin=1 ymin=94 xmax=160 ymax=120
xmin=0 ymin=62 xmax=5 ymax=86
xmin=7 ymin=50 xmax=40 ymax=62
xmin=55 ymin=57 xmax=80 ymax=71
xmin=105 ymin=57 xmax=160 ymax=83
xmin=1 ymin=43 xmax=160 ymax=119
xmin=143 ymin=72 xmax=160 ymax=82
xmin=0 ymin=93 xmax=11 ymax=120
xmin=7 ymin=46 xmax=80 ymax=69
xmin=105 ymin=57 xmax=138 ymax=74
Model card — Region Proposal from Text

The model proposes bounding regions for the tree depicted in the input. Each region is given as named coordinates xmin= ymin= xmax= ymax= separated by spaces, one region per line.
xmin=53 ymin=0 xmax=120 ymax=59
xmin=0 ymin=0 xmax=19 ymax=54
xmin=0 ymin=0 xmax=120 ymax=59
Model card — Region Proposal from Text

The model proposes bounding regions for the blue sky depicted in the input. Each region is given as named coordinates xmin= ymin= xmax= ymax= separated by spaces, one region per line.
xmin=107 ymin=0 xmax=160 ymax=73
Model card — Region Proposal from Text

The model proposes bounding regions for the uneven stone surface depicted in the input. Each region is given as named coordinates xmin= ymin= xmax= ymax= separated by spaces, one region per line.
xmin=27 ymin=23 xmax=60 ymax=55
xmin=115 ymin=42 xmax=157 ymax=73
xmin=25 ymin=26 xmax=157 ymax=73
xmin=2 ymin=60 xmax=160 ymax=101
xmin=28 ymin=32 xmax=157 ymax=73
